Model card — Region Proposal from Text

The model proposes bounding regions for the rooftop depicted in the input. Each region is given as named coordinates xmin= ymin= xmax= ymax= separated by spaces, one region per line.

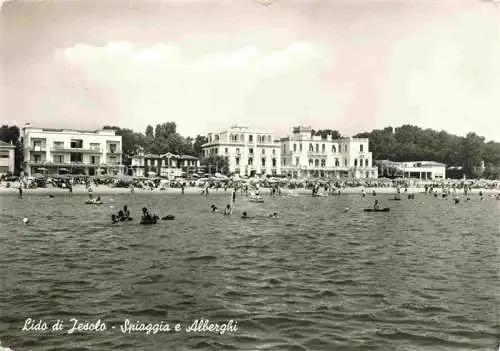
xmin=0 ymin=140 xmax=15 ymax=148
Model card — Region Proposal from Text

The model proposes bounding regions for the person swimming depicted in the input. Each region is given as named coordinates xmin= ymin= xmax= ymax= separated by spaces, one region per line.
xmin=123 ymin=205 xmax=130 ymax=219
xmin=224 ymin=204 xmax=232 ymax=216
xmin=210 ymin=204 xmax=218 ymax=212
xmin=269 ymin=211 xmax=279 ymax=218
xmin=373 ymin=199 xmax=381 ymax=210
xmin=111 ymin=214 xmax=119 ymax=223
xmin=142 ymin=207 xmax=153 ymax=221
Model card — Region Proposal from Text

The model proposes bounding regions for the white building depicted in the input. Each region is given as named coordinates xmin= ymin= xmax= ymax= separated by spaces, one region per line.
xmin=280 ymin=126 xmax=378 ymax=179
xmin=201 ymin=125 xmax=281 ymax=177
xmin=130 ymin=150 xmax=200 ymax=178
xmin=0 ymin=141 xmax=15 ymax=175
xmin=377 ymin=160 xmax=446 ymax=180
xmin=22 ymin=125 xmax=124 ymax=176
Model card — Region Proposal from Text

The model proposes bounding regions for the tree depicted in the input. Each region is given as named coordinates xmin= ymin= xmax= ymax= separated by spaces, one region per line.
xmin=0 ymin=125 xmax=23 ymax=175
xmin=102 ymin=126 xmax=146 ymax=165
xmin=312 ymin=129 xmax=342 ymax=139
xmin=191 ymin=135 xmax=208 ymax=157
xmin=201 ymin=155 xmax=229 ymax=175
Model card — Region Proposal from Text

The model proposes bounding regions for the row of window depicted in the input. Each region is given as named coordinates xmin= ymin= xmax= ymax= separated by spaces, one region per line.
xmin=204 ymin=148 xmax=277 ymax=156
xmin=30 ymin=139 xmax=118 ymax=151
xmin=232 ymin=157 xmax=278 ymax=167
xmin=283 ymin=158 xmax=371 ymax=167
xmin=287 ymin=143 xmax=365 ymax=153
xmin=210 ymin=134 xmax=273 ymax=143
xmin=145 ymin=159 xmax=199 ymax=167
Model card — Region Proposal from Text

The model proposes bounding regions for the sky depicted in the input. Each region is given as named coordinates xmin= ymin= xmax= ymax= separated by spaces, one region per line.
xmin=1 ymin=0 xmax=499 ymax=141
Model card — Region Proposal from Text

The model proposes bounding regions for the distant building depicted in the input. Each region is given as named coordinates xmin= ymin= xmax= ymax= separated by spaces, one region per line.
xmin=130 ymin=150 xmax=200 ymax=178
xmin=376 ymin=160 xmax=446 ymax=180
xmin=21 ymin=124 xmax=124 ymax=176
xmin=0 ymin=140 xmax=15 ymax=175
xmin=280 ymin=126 xmax=378 ymax=179
xmin=201 ymin=125 xmax=281 ymax=177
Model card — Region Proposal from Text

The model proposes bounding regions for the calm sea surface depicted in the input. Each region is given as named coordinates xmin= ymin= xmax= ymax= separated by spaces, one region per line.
xmin=0 ymin=192 xmax=498 ymax=351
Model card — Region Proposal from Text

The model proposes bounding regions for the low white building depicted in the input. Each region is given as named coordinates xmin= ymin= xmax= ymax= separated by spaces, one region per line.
xmin=0 ymin=140 xmax=15 ymax=175
xmin=22 ymin=124 xmax=124 ymax=176
xmin=280 ymin=126 xmax=378 ymax=179
xmin=201 ymin=125 xmax=281 ymax=177
xmin=130 ymin=151 xmax=200 ymax=178
xmin=380 ymin=160 xmax=446 ymax=180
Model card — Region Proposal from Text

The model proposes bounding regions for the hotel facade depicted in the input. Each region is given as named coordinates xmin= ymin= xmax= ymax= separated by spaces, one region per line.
xmin=0 ymin=141 xmax=15 ymax=175
xmin=201 ymin=126 xmax=281 ymax=177
xmin=201 ymin=125 xmax=378 ymax=179
xmin=21 ymin=125 xmax=124 ymax=177
xmin=376 ymin=160 xmax=446 ymax=180
xmin=280 ymin=126 xmax=378 ymax=179
xmin=130 ymin=151 xmax=201 ymax=178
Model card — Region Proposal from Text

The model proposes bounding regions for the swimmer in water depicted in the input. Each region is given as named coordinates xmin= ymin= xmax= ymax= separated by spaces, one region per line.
xmin=241 ymin=211 xmax=254 ymax=219
xmin=224 ymin=204 xmax=232 ymax=216
xmin=210 ymin=204 xmax=218 ymax=212
xmin=373 ymin=199 xmax=381 ymax=210
xmin=269 ymin=211 xmax=279 ymax=218
xmin=123 ymin=205 xmax=130 ymax=219
xmin=111 ymin=214 xmax=119 ymax=223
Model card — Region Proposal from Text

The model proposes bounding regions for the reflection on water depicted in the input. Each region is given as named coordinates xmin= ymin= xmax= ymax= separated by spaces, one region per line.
xmin=0 ymin=192 xmax=498 ymax=350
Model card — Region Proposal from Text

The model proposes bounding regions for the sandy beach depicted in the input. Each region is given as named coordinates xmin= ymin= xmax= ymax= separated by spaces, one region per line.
xmin=0 ymin=184 xmax=496 ymax=196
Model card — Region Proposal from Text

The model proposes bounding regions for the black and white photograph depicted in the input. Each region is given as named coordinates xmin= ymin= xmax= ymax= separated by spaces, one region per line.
xmin=0 ymin=0 xmax=499 ymax=350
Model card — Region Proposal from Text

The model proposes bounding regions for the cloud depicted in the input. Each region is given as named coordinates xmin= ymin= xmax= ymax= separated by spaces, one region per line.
xmin=50 ymin=41 xmax=332 ymax=135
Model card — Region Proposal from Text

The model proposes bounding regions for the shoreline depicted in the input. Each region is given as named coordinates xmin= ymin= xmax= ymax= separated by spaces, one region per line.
xmin=0 ymin=185 xmax=496 ymax=196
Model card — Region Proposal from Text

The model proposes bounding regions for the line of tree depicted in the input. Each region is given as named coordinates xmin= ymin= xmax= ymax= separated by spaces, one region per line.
xmin=354 ymin=125 xmax=500 ymax=179
xmin=1 ymin=123 xmax=498 ymax=179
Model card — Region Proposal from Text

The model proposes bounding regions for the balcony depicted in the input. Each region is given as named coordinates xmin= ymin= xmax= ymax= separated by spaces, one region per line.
xmin=51 ymin=147 xmax=103 ymax=153
xmin=26 ymin=145 xmax=47 ymax=152
xmin=106 ymin=150 xmax=122 ymax=155
xmin=307 ymin=151 xmax=327 ymax=157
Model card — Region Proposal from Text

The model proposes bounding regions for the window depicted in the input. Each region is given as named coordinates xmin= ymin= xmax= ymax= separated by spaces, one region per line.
xmin=225 ymin=148 xmax=228 ymax=153
xmin=321 ymin=159 xmax=326 ymax=167
xmin=315 ymin=159 xmax=319 ymax=167
xmin=54 ymin=141 xmax=64 ymax=148
xmin=249 ymin=148 xmax=254 ymax=154
xmin=315 ymin=144 xmax=319 ymax=152
xmin=293 ymin=144 xmax=297 ymax=152
xmin=272 ymin=158 xmax=277 ymax=167
xmin=296 ymin=157 xmax=299 ymax=166
xmin=261 ymin=158 xmax=266 ymax=167
xmin=344 ymin=158 xmax=347 ymax=166
xmin=249 ymin=135 xmax=253 ymax=142
xmin=248 ymin=157 xmax=253 ymax=166
xmin=365 ymin=159 xmax=369 ymax=167
xmin=262 ymin=149 xmax=265 ymax=154
xmin=299 ymin=144 xmax=303 ymax=151
xmin=354 ymin=159 xmax=358 ymax=167
xmin=236 ymin=148 xmax=240 ymax=154
xmin=332 ymin=145 xmax=336 ymax=153
xmin=360 ymin=144 xmax=364 ymax=152
xmin=322 ymin=144 xmax=325 ymax=153
xmin=335 ymin=158 xmax=339 ymax=166
xmin=215 ymin=148 xmax=218 ymax=154
xmin=309 ymin=159 xmax=313 ymax=166
xmin=236 ymin=157 xmax=240 ymax=165
xmin=309 ymin=143 xmax=313 ymax=152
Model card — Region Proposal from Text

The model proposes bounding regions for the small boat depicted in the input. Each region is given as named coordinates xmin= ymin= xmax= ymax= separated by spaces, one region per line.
xmin=85 ymin=200 xmax=103 ymax=205
xmin=312 ymin=193 xmax=328 ymax=197
xmin=161 ymin=215 xmax=175 ymax=220
xmin=364 ymin=208 xmax=390 ymax=212
xmin=140 ymin=217 xmax=158 ymax=225
xmin=249 ymin=196 xmax=264 ymax=203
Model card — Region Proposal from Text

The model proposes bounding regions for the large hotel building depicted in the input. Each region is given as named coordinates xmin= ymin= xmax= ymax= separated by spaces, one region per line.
xmin=21 ymin=125 xmax=124 ymax=176
xmin=202 ymin=125 xmax=378 ymax=179
xmin=201 ymin=125 xmax=281 ymax=177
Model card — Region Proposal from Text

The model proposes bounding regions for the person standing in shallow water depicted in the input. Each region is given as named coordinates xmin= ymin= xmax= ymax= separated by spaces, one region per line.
xmin=232 ymin=189 xmax=236 ymax=203
xmin=18 ymin=184 xmax=23 ymax=199
xmin=181 ymin=183 xmax=185 ymax=195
